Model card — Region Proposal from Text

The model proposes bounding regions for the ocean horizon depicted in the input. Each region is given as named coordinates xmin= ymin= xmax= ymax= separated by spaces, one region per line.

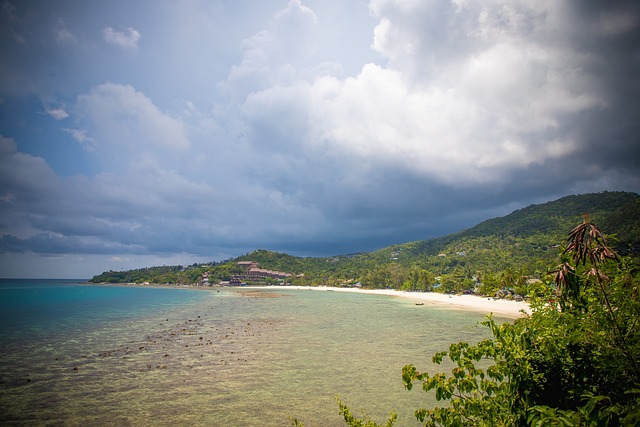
xmin=0 ymin=279 xmax=502 ymax=426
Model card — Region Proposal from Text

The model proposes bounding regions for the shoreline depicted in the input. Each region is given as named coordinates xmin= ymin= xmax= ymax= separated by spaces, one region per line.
xmin=88 ymin=281 xmax=531 ymax=318
xmin=248 ymin=285 xmax=531 ymax=318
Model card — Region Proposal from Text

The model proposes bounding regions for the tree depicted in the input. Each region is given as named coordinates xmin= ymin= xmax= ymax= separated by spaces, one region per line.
xmin=336 ymin=217 xmax=640 ymax=426
xmin=402 ymin=265 xmax=435 ymax=292
xmin=476 ymin=271 xmax=500 ymax=296
xmin=360 ymin=264 xmax=407 ymax=289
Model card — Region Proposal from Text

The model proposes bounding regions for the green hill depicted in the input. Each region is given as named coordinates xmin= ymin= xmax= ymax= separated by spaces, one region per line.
xmin=461 ymin=191 xmax=639 ymax=239
xmin=365 ymin=191 xmax=640 ymax=270
xmin=90 ymin=191 xmax=640 ymax=291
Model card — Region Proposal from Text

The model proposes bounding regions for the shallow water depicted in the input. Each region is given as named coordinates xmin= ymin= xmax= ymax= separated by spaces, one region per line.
xmin=0 ymin=281 xmax=506 ymax=426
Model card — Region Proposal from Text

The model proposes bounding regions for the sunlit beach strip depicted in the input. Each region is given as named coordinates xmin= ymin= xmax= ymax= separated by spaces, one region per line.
xmin=250 ymin=285 xmax=531 ymax=318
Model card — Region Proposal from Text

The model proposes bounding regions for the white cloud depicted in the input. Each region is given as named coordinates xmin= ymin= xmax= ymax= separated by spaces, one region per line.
xmin=63 ymin=128 xmax=96 ymax=151
xmin=224 ymin=0 xmax=319 ymax=97
xmin=238 ymin=58 xmax=582 ymax=186
xmin=273 ymin=1 xmax=600 ymax=185
xmin=46 ymin=107 xmax=69 ymax=120
xmin=75 ymin=83 xmax=189 ymax=153
xmin=102 ymin=26 xmax=141 ymax=50
xmin=225 ymin=0 xmax=639 ymax=228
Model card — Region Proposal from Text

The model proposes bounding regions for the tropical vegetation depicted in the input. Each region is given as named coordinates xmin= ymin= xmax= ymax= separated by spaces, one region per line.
xmin=90 ymin=192 xmax=640 ymax=302
xmin=332 ymin=216 xmax=640 ymax=426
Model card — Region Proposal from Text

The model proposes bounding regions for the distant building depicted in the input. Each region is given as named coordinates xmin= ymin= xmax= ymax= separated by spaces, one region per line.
xmin=229 ymin=275 xmax=243 ymax=285
xmin=233 ymin=261 xmax=292 ymax=284
xmin=248 ymin=267 xmax=291 ymax=280
xmin=237 ymin=261 xmax=259 ymax=269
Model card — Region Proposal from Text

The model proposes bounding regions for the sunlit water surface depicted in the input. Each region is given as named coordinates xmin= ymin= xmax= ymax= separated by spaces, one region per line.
xmin=0 ymin=280 xmax=509 ymax=426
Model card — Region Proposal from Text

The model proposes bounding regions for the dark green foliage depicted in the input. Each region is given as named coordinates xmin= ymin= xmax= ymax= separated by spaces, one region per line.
xmin=600 ymin=197 xmax=640 ymax=255
xmin=359 ymin=263 xmax=407 ymax=289
xmin=89 ymin=265 xmax=185 ymax=283
xmin=460 ymin=191 xmax=639 ymax=239
xmin=402 ymin=265 xmax=435 ymax=291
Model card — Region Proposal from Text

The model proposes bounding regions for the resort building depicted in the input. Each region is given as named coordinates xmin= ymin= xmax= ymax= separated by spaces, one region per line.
xmin=229 ymin=261 xmax=292 ymax=284
xmin=237 ymin=261 xmax=259 ymax=270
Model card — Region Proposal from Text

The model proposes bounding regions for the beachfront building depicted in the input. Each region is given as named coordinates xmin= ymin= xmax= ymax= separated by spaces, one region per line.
xmin=237 ymin=261 xmax=259 ymax=270
xmin=228 ymin=261 xmax=292 ymax=285
xmin=248 ymin=267 xmax=291 ymax=280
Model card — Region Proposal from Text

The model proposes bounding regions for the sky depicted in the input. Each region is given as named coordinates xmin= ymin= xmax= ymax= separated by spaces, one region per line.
xmin=1 ymin=0 xmax=639 ymax=279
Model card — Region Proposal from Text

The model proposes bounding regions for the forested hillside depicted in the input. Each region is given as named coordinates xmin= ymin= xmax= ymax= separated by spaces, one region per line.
xmin=90 ymin=191 xmax=640 ymax=296
xmin=335 ymin=197 xmax=640 ymax=427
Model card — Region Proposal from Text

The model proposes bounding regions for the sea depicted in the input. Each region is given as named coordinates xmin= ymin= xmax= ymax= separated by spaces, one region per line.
xmin=0 ymin=279 xmax=506 ymax=426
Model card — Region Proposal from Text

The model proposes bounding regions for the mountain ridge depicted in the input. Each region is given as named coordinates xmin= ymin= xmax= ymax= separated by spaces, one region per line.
xmin=90 ymin=191 xmax=640 ymax=285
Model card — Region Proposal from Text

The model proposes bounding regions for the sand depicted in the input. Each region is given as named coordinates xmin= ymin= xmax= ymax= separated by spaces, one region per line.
xmin=249 ymin=285 xmax=531 ymax=318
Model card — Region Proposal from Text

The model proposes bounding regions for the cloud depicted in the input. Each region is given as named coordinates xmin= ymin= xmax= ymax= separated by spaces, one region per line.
xmin=102 ymin=26 xmax=141 ymax=50
xmin=227 ymin=0 xmax=640 ymax=243
xmin=63 ymin=128 xmax=96 ymax=151
xmin=596 ymin=4 xmax=639 ymax=36
xmin=296 ymin=0 xmax=635 ymax=186
xmin=46 ymin=108 xmax=69 ymax=120
xmin=0 ymin=232 xmax=142 ymax=255
xmin=0 ymin=141 xmax=197 ymax=256
xmin=0 ymin=135 xmax=65 ymax=244
xmin=1 ymin=0 xmax=640 ymax=279
xmin=224 ymin=0 xmax=319 ymax=97
xmin=75 ymin=83 xmax=190 ymax=154
xmin=237 ymin=49 xmax=585 ymax=187
xmin=0 ymin=135 xmax=60 ymax=200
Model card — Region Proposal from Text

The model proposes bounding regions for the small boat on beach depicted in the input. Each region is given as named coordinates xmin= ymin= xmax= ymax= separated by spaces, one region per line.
xmin=415 ymin=302 xmax=424 ymax=306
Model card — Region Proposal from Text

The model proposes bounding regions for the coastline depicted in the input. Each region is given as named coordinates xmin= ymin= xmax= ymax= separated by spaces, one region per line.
xmin=87 ymin=282 xmax=531 ymax=318
xmin=248 ymin=285 xmax=531 ymax=318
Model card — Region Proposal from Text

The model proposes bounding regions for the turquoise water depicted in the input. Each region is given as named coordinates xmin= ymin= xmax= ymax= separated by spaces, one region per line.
xmin=0 ymin=279 xmax=203 ymax=345
xmin=0 ymin=280 xmax=504 ymax=426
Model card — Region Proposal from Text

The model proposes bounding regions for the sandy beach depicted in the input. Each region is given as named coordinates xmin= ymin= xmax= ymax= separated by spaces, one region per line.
xmin=250 ymin=285 xmax=531 ymax=318
xmin=98 ymin=282 xmax=531 ymax=318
